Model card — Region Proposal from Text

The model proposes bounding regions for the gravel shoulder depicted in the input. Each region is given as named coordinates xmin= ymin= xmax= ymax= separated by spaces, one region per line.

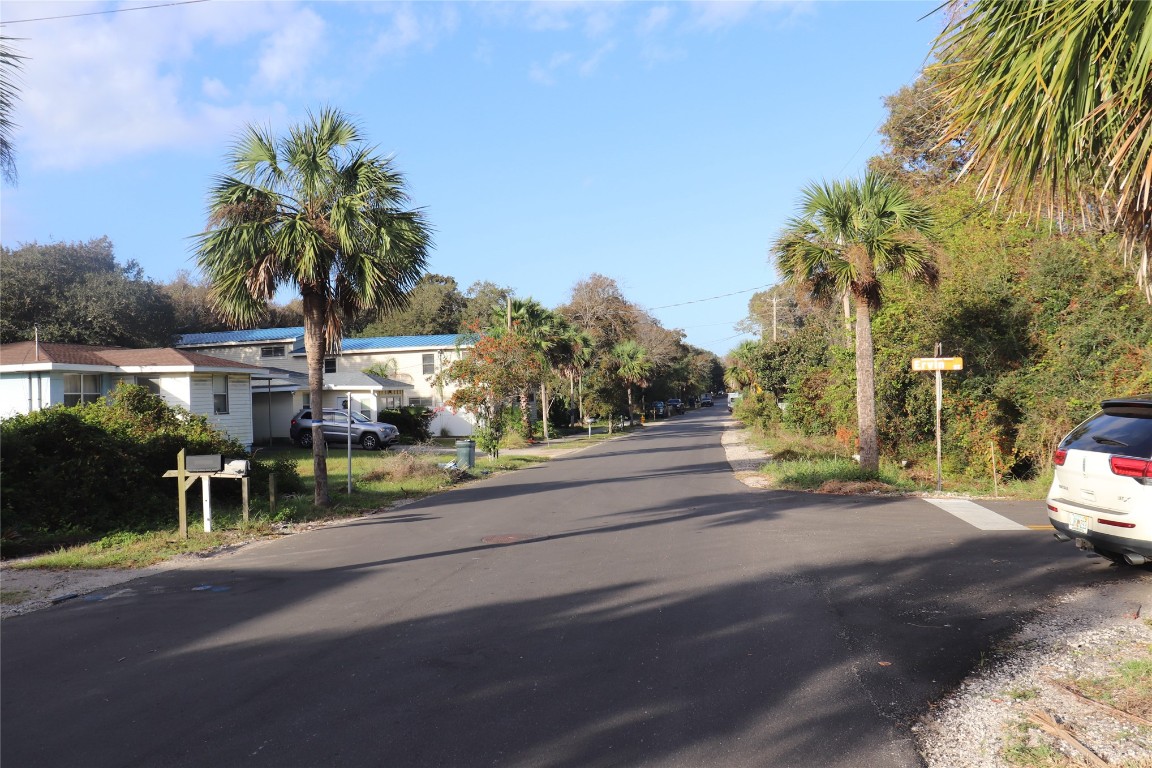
xmin=4 ymin=423 xmax=1150 ymax=767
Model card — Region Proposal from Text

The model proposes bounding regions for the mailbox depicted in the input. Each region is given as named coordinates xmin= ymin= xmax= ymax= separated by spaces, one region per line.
xmin=186 ymin=454 xmax=222 ymax=473
xmin=223 ymin=459 xmax=251 ymax=476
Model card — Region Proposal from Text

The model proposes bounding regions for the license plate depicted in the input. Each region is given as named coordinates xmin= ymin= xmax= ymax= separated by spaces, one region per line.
xmin=1069 ymin=513 xmax=1090 ymax=534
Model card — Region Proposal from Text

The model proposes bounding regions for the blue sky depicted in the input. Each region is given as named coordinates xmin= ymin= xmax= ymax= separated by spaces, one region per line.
xmin=1 ymin=0 xmax=943 ymax=356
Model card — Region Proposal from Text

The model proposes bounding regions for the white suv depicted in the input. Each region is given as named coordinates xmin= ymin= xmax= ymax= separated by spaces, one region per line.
xmin=1047 ymin=395 xmax=1152 ymax=565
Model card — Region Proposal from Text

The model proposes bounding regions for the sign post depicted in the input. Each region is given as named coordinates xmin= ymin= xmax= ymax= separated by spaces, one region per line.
xmin=911 ymin=352 xmax=964 ymax=493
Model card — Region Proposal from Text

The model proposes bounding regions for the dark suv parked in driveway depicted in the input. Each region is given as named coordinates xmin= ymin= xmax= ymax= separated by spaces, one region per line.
xmin=290 ymin=408 xmax=400 ymax=451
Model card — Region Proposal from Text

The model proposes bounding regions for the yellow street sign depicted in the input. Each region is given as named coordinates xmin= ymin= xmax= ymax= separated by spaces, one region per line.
xmin=911 ymin=357 xmax=964 ymax=371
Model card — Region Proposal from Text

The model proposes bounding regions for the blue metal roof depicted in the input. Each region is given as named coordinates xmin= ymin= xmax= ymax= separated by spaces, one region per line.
xmin=339 ymin=334 xmax=476 ymax=353
xmin=178 ymin=327 xmax=304 ymax=347
xmin=177 ymin=328 xmax=477 ymax=352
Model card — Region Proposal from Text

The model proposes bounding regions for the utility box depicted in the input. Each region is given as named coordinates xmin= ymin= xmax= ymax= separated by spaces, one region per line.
xmin=455 ymin=439 xmax=476 ymax=469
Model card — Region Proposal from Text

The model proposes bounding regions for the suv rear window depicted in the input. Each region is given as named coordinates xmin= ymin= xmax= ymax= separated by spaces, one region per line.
xmin=1060 ymin=402 xmax=1152 ymax=458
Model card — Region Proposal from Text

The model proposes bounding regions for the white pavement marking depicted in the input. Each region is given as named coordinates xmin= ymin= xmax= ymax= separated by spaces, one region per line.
xmin=924 ymin=499 xmax=1029 ymax=531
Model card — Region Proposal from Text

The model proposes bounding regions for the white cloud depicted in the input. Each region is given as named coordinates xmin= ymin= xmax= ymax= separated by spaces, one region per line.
xmin=254 ymin=8 xmax=327 ymax=90
xmin=1 ymin=1 xmax=326 ymax=171
xmin=370 ymin=3 xmax=460 ymax=58
xmin=201 ymin=78 xmax=231 ymax=101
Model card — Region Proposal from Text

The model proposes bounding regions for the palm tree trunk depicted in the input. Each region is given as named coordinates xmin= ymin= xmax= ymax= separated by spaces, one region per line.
xmin=854 ymin=296 xmax=879 ymax=473
xmin=626 ymin=386 xmax=634 ymax=426
xmin=303 ymin=292 xmax=331 ymax=507
xmin=519 ymin=389 xmax=531 ymax=439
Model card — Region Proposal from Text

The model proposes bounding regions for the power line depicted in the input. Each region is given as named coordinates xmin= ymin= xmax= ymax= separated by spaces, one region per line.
xmin=2 ymin=0 xmax=209 ymax=26
xmin=644 ymin=284 xmax=774 ymax=311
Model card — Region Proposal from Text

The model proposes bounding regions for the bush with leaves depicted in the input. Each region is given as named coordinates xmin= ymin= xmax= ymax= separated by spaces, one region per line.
xmin=1 ymin=384 xmax=250 ymax=543
xmin=380 ymin=407 xmax=433 ymax=442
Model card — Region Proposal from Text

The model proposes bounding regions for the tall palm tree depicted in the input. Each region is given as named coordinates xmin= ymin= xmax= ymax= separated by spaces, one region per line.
xmin=932 ymin=0 xmax=1152 ymax=300
xmin=772 ymin=172 xmax=937 ymax=472
xmin=488 ymin=298 xmax=552 ymax=438
xmin=1 ymin=36 xmax=25 ymax=186
xmin=195 ymin=107 xmax=431 ymax=506
xmin=612 ymin=340 xmax=651 ymax=426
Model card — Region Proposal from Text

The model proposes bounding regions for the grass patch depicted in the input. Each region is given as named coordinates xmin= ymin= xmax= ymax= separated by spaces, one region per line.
xmin=7 ymin=528 xmax=270 ymax=569
xmin=0 ymin=589 xmax=31 ymax=605
xmin=1063 ymin=652 xmax=1152 ymax=718
xmin=1000 ymin=720 xmax=1069 ymax=767
xmin=743 ymin=424 xmax=1053 ymax=499
xmin=6 ymin=447 xmax=551 ymax=570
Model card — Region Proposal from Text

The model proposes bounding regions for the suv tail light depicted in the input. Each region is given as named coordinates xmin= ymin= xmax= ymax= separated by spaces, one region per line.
xmin=1110 ymin=455 xmax=1152 ymax=479
xmin=1053 ymin=449 xmax=1067 ymax=466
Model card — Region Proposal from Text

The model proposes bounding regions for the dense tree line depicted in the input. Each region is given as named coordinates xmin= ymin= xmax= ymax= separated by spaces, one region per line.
xmin=730 ymin=68 xmax=1152 ymax=481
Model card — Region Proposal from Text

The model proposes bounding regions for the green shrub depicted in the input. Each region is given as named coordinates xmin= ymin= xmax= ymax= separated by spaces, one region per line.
xmin=0 ymin=384 xmax=246 ymax=542
xmin=379 ymin=407 xmax=433 ymax=441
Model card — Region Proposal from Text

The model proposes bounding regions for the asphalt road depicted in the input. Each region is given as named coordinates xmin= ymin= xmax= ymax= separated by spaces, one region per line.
xmin=0 ymin=410 xmax=1129 ymax=767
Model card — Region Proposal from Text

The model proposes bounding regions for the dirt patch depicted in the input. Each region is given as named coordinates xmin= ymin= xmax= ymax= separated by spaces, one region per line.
xmin=817 ymin=479 xmax=895 ymax=495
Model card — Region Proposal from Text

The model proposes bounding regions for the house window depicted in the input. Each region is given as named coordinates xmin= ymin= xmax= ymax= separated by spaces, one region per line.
xmin=260 ymin=346 xmax=286 ymax=358
xmin=422 ymin=354 xmax=435 ymax=375
xmin=408 ymin=397 xmax=432 ymax=408
xmin=213 ymin=374 xmax=229 ymax=414
xmin=324 ymin=358 xmax=337 ymax=374
xmin=63 ymin=374 xmax=101 ymax=406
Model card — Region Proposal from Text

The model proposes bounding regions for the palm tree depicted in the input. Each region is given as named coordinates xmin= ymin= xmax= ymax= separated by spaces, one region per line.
xmin=932 ymin=0 xmax=1152 ymax=300
xmin=771 ymin=172 xmax=937 ymax=472
xmin=195 ymin=107 xmax=431 ymax=506
xmin=612 ymin=340 xmax=651 ymax=426
xmin=1 ymin=36 xmax=25 ymax=186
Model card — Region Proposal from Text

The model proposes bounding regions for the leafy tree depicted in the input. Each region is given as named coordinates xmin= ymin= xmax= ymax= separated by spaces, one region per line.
xmin=438 ymin=332 xmax=542 ymax=458
xmin=869 ymin=74 xmax=969 ymax=185
xmin=357 ymin=273 xmax=466 ymax=336
xmin=558 ymin=274 xmax=637 ymax=350
xmin=194 ymin=107 xmax=431 ymax=506
xmin=771 ymin=173 xmax=938 ymax=472
xmin=0 ymin=238 xmax=178 ymax=346
xmin=932 ymin=0 xmax=1152 ymax=300
xmin=460 ymin=280 xmax=514 ymax=332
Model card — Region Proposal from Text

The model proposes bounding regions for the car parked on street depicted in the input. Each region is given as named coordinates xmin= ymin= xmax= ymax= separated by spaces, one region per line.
xmin=651 ymin=401 xmax=666 ymax=418
xmin=290 ymin=408 xmax=400 ymax=451
xmin=701 ymin=395 xmax=713 ymax=407
xmin=667 ymin=398 xmax=684 ymax=414
xmin=1047 ymin=394 xmax=1152 ymax=565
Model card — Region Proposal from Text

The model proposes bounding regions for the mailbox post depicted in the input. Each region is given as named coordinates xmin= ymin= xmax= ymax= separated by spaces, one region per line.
xmin=163 ymin=451 xmax=250 ymax=538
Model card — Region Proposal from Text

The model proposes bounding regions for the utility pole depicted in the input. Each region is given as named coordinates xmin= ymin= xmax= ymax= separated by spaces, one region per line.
xmin=772 ymin=296 xmax=778 ymax=342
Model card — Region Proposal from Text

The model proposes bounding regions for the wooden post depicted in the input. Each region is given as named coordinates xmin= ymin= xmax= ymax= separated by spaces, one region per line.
xmin=269 ymin=473 xmax=278 ymax=518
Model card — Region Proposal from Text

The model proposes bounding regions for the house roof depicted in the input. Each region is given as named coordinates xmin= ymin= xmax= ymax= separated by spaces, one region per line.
xmin=175 ymin=327 xmax=475 ymax=353
xmin=338 ymin=334 xmax=476 ymax=353
xmin=324 ymin=372 xmax=415 ymax=391
xmin=0 ymin=341 xmax=263 ymax=373
xmin=177 ymin=327 xmax=305 ymax=347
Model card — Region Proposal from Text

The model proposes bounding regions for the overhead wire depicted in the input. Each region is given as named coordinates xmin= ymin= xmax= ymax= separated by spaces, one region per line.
xmin=1 ymin=0 xmax=209 ymax=26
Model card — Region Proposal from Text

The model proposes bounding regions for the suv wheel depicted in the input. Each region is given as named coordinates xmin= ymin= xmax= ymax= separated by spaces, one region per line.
xmin=298 ymin=432 xmax=314 ymax=448
xmin=361 ymin=433 xmax=381 ymax=451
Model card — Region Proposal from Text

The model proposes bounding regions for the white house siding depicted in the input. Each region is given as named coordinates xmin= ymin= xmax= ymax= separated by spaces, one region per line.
xmin=190 ymin=374 xmax=254 ymax=447
xmin=0 ymin=373 xmax=50 ymax=416
xmin=192 ymin=344 xmax=307 ymax=374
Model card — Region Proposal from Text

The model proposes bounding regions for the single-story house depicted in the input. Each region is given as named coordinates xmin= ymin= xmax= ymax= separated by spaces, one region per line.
xmin=176 ymin=328 xmax=478 ymax=440
xmin=0 ymin=341 xmax=264 ymax=447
